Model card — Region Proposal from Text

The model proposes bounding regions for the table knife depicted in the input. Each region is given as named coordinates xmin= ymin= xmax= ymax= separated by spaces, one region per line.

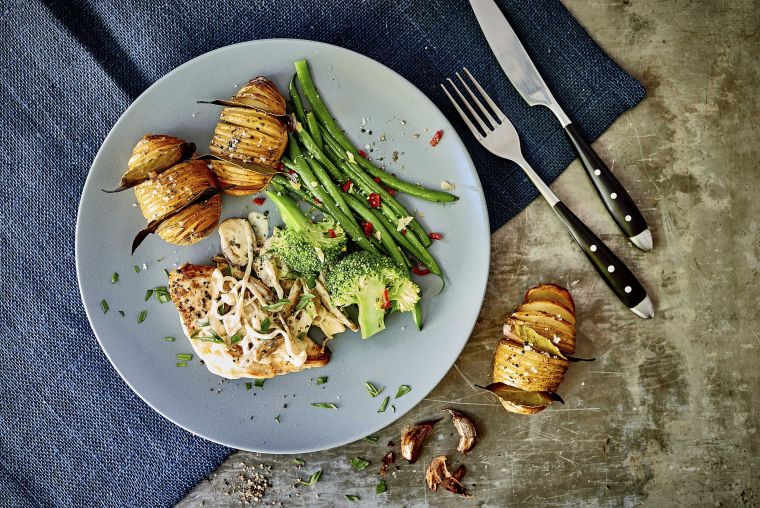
xmin=469 ymin=0 xmax=653 ymax=251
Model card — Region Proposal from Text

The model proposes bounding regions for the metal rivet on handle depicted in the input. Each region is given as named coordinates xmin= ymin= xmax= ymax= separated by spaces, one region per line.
xmin=608 ymin=265 xmax=615 ymax=273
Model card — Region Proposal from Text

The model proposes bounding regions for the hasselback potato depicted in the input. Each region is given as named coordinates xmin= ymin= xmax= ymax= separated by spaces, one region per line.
xmin=208 ymin=77 xmax=288 ymax=195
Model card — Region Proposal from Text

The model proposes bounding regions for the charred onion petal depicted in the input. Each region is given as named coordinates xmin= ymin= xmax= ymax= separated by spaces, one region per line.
xmin=400 ymin=418 xmax=441 ymax=464
xmin=452 ymin=464 xmax=466 ymax=482
xmin=131 ymin=187 xmax=224 ymax=254
xmin=445 ymin=409 xmax=477 ymax=454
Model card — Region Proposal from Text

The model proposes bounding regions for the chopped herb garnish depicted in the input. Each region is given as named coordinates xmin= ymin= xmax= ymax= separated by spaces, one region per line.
xmin=164 ymin=268 xmax=170 ymax=278
xmin=365 ymin=381 xmax=384 ymax=398
xmin=218 ymin=303 xmax=229 ymax=315
xmin=164 ymin=336 xmax=176 ymax=342
xmin=274 ymin=415 xmax=280 ymax=423
xmin=259 ymin=317 xmax=271 ymax=333
xmin=316 ymin=376 xmax=328 ymax=385
xmin=304 ymin=274 xmax=317 ymax=289
xmin=345 ymin=495 xmax=360 ymax=502
xmin=293 ymin=458 xmax=305 ymax=466
xmin=351 ymin=457 xmax=370 ymax=471
xmin=377 ymin=396 xmax=389 ymax=413
xmin=176 ymin=353 xmax=193 ymax=361
xmin=245 ymin=382 xmax=252 ymax=390
xmin=311 ymin=402 xmax=337 ymax=409
xmin=262 ymin=298 xmax=291 ymax=312
xmin=253 ymin=379 xmax=265 ymax=387
xmin=364 ymin=435 xmax=379 ymax=443
xmin=153 ymin=286 xmax=170 ymax=304
xmin=137 ymin=310 xmax=147 ymax=323
xmin=118 ymin=310 xmax=125 ymax=317
xmin=295 ymin=293 xmax=316 ymax=312
xmin=111 ymin=273 xmax=119 ymax=284
xmin=395 ymin=385 xmax=412 ymax=398
xmin=230 ymin=334 xmax=242 ymax=344
xmin=302 ymin=469 xmax=322 ymax=486
xmin=297 ymin=331 xmax=307 ymax=341
xmin=144 ymin=289 xmax=153 ymax=301
xmin=157 ymin=256 xmax=164 ymax=262
xmin=133 ymin=265 xmax=140 ymax=273
xmin=100 ymin=299 xmax=109 ymax=314
xmin=176 ymin=361 xmax=187 ymax=367
xmin=391 ymin=405 xmax=396 ymax=413
xmin=376 ymin=479 xmax=387 ymax=494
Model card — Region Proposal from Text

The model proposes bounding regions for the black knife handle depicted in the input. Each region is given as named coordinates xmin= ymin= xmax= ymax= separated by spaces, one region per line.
xmin=564 ymin=123 xmax=649 ymax=245
xmin=553 ymin=201 xmax=648 ymax=310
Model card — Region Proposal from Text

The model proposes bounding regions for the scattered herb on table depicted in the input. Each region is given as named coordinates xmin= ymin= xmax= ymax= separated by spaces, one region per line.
xmin=311 ymin=402 xmax=337 ymax=409
xmin=176 ymin=361 xmax=187 ymax=367
xmin=345 ymin=494 xmax=360 ymax=502
xmin=164 ymin=336 xmax=175 ymax=342
xmin=177 ymin=353 xmax=193 ymax=361
xmin=137 ymin=310 xmax=147 ymax=323
xmin=364 ymin=435 xmax=379 ymax=443
xmin=351 ymin=457 xmax=370 ymax=471
xmin=365 ymin=381 xmax=384 ymax=398
xmin=376 ymin=479 xmax=387 ymax=494
xmin=118 ymin=310 xmax=125 ymax=317
xmin=111 ymin=273 xmax=119 ymax=284
xmin=133 ymin=265 xmax=140 ymax=273
xmin=316 ymin=376 xmax=328 ymax=385
xmin=245 ymin=382 xmax=252 ymax=391
xmin=144 ymin=289 xmax=153 ymax=301
xmin=293 ymin=458 xmax=305 ymax=466
xmin=153 ymin=286 xmax=170 ymax=303
xmin=274 ymin=415 xmax=280 ymax=423
xmin=100 ymin=299 xmax=109 ymax=314
xmin=395 ymin=385 xmax=411 ymax=398
xmin=164 ymin=268 xmax=170 ymax=278
xmin=253 ymin=379 xmax=265 ymax=388
xmin=377 ymin=396 xmax=390 ymax=413
xmin=302 ymin=469 xmax=322 ymax=486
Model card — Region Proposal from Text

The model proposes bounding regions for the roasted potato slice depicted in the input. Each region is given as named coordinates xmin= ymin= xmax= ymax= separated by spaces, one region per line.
xmin=524 ymin=283 xmax=575 ymax=314
xmin=517 ymin=300 xmax=575 ymax=325
xmin=505 ymin=317 xmax=576 ymax=355
xmin=510 ymin=310 xmax=575 ymax=337
xmin=207 ymin=159 xmax=272 ymax=196
xmin=493 ymin=336 xmax=568 ymax=393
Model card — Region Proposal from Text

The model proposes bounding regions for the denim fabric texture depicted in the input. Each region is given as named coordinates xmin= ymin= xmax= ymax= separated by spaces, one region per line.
xmin=0 ymin=1 xmax=644 ymax=506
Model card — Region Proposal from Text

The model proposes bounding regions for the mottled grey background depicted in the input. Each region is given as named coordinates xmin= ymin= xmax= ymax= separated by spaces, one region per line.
xmin=179 ymin=1 xmax=759 ymax=506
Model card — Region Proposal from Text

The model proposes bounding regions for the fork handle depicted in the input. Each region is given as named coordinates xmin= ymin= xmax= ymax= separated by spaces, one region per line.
xmin=552 ymin=201 xmax=653 ymax=318
xmin=563 ymin=123 xmax=651 ymax=251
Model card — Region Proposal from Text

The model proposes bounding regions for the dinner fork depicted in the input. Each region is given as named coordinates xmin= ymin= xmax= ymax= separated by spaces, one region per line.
xmin=442 ymin=69 xmax=653 ymax=319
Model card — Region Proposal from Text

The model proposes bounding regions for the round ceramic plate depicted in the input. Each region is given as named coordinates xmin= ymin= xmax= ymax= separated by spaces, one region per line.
xmin=76 ymin=39 xmax=490 ymax=453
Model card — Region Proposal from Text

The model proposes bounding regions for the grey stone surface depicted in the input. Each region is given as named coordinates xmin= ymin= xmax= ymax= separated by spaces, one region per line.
xmin=178 ymin=1 xmax=759 ymax=506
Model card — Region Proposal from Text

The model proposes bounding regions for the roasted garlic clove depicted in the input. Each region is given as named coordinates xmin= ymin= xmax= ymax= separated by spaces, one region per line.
xmin=425 ymin=456 xmax=471 ymax=497
xmin=110 ymin=135 xmax=195 ymax=191
xmin=445 ymin=409 xmax=477 ymax=454
xmin=400 ymin=418 xmax=441 ymax=463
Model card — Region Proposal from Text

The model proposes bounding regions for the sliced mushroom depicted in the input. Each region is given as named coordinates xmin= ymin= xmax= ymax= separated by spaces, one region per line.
xmin=218 ymin=218 xmax=255 ymax=267
xmin=247 ymin=211 xmax=269 ymax=246
xmin=400 ymin=418 xmax=441 ymax=464
xmin=445 ymin=409 xmax=477 ymax=454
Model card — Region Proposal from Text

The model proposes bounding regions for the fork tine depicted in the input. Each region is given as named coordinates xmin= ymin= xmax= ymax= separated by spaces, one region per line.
xmin=446 ymin=78 xmax=492 ymax=134
xmin=463 ymin=67 xmax=507 ymax=121
xmin=456 ymin=71 xmax=497 ymax=127
xmin=440 ymin=83 xmax=484 ymax=141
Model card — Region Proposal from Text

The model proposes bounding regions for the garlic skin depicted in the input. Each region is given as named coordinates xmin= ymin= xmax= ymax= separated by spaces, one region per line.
xmin=445 ymin=408 xmax=478 ymax=454
xmin=400 ymin=418 xmax=441 ymax=464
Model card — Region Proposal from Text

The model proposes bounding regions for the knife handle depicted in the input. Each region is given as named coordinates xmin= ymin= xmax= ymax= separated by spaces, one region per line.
xmin=563 ymin=123 xmax=651 ymax=250
xmin=552 ymin=201 xmax=652 ymax=317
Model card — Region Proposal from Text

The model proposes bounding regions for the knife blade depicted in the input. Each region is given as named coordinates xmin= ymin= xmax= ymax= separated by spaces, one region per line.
xmin=469 ymin=0 xmax=653 ymax=251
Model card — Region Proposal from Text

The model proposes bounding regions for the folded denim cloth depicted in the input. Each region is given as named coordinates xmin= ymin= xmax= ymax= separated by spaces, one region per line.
xmin=0 ymin=1 xmax=643 ymax=506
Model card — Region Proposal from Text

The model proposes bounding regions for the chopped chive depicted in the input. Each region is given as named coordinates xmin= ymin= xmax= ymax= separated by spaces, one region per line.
xmin=176 ymin=353 xmax=193 ymax=361
xmin=311 ymin=402 xmax=337 ymax=409
xmin=262 ymin=298 xmax=291 ymax=312
xmin=302 ymin=470 xmax=322 ymax=486
xmin=118 ymin=310 xmax=125 ymax=317
xmin=351 ymin=457 xmax=370 ymax=471
xmin=157 ymin=256 xmax=164 ymax=262
xmin=153 ymin=286 xmax=170 ymax=304
xmin=164 ymin=268 xmax=170 ymax=278
xmin=293 ymin=458 xmax=305 ymax=466
xmin=259 ymin=317 xmax=271 ymax=333
xmin=391 ymin=405 xmax=396 ymax=413
xmin=176 ymin=361 xmax=187 ymax=367
xmin=230 ymin=334 xmax=242 ymax=344
xmin=100 ymin=299 xmax=109 ymax=314
xmin=144 ymin=289 xmax=153 ymax=301
xmin=111 ymin=272 xmax=119 ymax=284
xmin=395 ymin=385 xmax=412 ymax=398
xmin=345 ymin=495 xmax=360 ymax=502
xmin=364 ymin=381 xmax=384 ymax=398
xmin=364 ymin=435 xmax=379 ymax=443
xmin=274 ymin=415 xmax=280 ymax=423
xmin=295 ymin=293 xmax=316 ymax=312
xmin=245 ymin=382 xmax=252 ymax=390
xmin=133 ymin=265 xmax=140 ymax=273
xmin=376 ymin=479 xmax=387 ymax=494
xmin=316 ymin=376 xmax=328 ymax=385
xmin=253 ymin=379 xmax=265 ymax=388
xmin=137 ymin=310 xmax=147 ymax=323
xmin=164 ymin=336 xmax=176 ymax=342
xmin=377 ymin=396 xmax=389 ymax=413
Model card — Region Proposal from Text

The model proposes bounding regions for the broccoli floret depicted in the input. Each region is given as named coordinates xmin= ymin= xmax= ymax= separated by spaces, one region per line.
xmin=266 ymin=191 xmax=347 ymax=274
xmin=326 ymin=251 xmax=420 ymax=339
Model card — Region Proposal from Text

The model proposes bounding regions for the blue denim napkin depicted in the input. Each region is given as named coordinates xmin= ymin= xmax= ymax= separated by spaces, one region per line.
xmin=0 ymin=0 xmax=644 ymax=506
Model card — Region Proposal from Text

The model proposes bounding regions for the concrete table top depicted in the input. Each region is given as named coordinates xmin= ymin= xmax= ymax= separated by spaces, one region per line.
xmin=178 ymin=1 xmax=759 ymax=505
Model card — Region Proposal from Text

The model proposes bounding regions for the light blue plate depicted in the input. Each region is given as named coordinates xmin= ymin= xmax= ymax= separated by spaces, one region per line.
xmin=76 ymin=39 xmax=490 ymax=453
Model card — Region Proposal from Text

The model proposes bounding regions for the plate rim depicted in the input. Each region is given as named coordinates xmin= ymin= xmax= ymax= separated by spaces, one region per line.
xmin=75 ymin=38 xmax=491 ymax=453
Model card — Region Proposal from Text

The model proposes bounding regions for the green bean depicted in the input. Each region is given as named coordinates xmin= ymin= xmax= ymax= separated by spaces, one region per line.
xmin=295 ymin=126 xmax=344 ymax=182
xmin=294 ymin=59 xmax=458 ymax=203
xmin=284 ymin=143 xmax=377 ymax=255
xmin=303 ymin=155 xmax=352 ymax=219
xmin=288 ymin=75 xmax=307 ymax=126
xmin=271 ymin=174 xmax=327 ymax=214
xmin=344 ymin=193 xmax=406 ymax=268
xmin=412 ymin=293 xmax=423 ymax=330
xmin=321 ymin=129 xmax=432 ymax=247
xmin=306 ymin=112 xmax=323 ymax=151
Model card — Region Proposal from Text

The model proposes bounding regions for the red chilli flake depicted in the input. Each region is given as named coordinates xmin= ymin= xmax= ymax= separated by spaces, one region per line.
xmin=288 ymin=169 xmax=296 ymax=175
xmin=430 ymin=129 xmax=443 ymax=146
xmin=313 ymin=198 xmax=322 ymax=205
xmin=401 ymin=229 xmax=408 ymax=235
xmin=373 ymin=177 xmax=381 ymax=184
xmin=381 ymin=288 xmax=391 ymax=309
xmin=428 ymin=232 xmax=443 ymax=240
xmin=342 ymin=180 xmax=353 ymax=192
xmin=385 ymin=187 xmax=397 ymax=196
xmin=368 ymin=193 xmax=381 ymax=209
xmin=358 ymin=150 xmax=367 ymax=158
xmin=363 ymin=222 xmax=374 ymax=236
xmin=275 ymin=161 xmax=284 ymax=171
xmin=328 ymin=229 xmax=337 ymax=238
xmin=252 ymin=197 xmax=266 ymax=205
xmin=412 ymin=265 xmax=431 ymax=276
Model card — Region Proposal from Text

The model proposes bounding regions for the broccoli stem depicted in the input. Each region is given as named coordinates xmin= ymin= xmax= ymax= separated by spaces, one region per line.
xmin=265 ymin=189 xmax=310 ymax=233
xmin=355 ymin=277 xmax=388 ymax=339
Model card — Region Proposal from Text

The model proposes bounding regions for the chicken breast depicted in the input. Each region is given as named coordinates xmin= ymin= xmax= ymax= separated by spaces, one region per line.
xmin=168 ymin=263 xmax=330 ymax=379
